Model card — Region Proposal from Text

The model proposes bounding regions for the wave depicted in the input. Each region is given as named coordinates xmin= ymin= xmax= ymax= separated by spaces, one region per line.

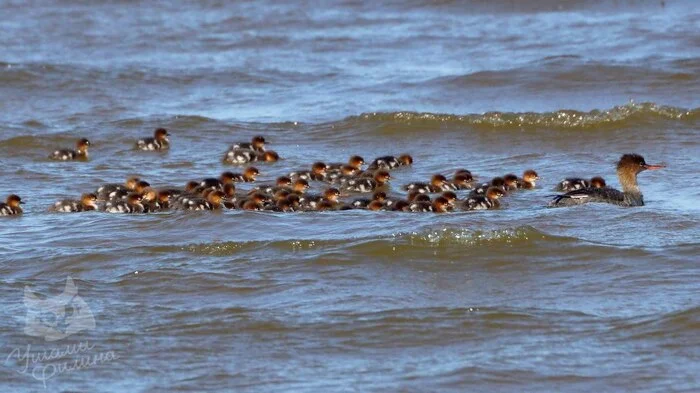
xmin=344 ymin=102 xmax=699 ymax=131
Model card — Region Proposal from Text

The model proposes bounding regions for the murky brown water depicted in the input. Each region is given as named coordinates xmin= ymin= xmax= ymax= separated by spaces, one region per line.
xmin=1 ymin=1 xmax=699 ymax=391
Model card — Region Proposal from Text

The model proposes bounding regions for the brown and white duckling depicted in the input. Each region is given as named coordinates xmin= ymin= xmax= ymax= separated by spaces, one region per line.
xmin=136 ymin=128 xmax=170 ymax=151
xmin=351 ymin=191 xmax=387 ymax=209
xmin=463 ymin=186 xmax=505 ymax=210
xmin=555 ymin=176 xmax=606 ymax=192
xmin=404 ymin=174 xmax=449 ymax=194
xmin=230 ymin=167 xmax=260 ymax=183
xmin=299 ymin=188 xmax=341 ymax=210
xmin=96 ymin=176 xmax=141 ymax=201
xmin=341 ymin=170 xmax=391 ymax=193
xmin=231 ymin=136 xmax=266 ymax=152
xmin=327 ymin=155 xmax=365 ymax=172
xmin=289 ymin=162 xmax=328 ymax=182
xmin=445 ymin=172 xmax=476 ymax=190
xmin=104 ymin=193 xmax=145 ymax=213
xmin=469 ymin=177 xmax=506 ymax=198
xmin=49 ymin=138 xmax=90 ymax=161
xmin=0 ymin=194 xmax=24 ymax=216
xmin=253 ymin=176 xmax=292 ymax=194
xmin=327 ymin=165 xmax=364 ymax=184
xmin=106 ymin=180 xmax=151 ymax=201
xmin=50 ymin=193 xmax=98 ymax=213
xmin=367 ymin=154 xmax=413 ymax=171
xmin=200 ymin=172 xmax=237 ymax=190
xmin=223 ymin=149 xmax=279 ymax=164
xmin=177 ymin=190 xmax=226 ymax=211
xmin=441 ymin=191 xmax=458 ymax=209
xmin=517 ymin=169 xmax=540 ymax=189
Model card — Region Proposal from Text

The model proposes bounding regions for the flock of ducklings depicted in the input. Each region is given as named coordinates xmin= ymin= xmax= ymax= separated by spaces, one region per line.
xmin=0 ymin=128 xmax=607 ymax=216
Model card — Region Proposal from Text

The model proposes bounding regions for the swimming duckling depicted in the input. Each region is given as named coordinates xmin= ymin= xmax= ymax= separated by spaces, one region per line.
xmin=0 ymin=195 xmax=23 ymax=216
xmin=136 ymin=128 xmax=170 ymax=151
xmin=231 ymin=136 xmax=266 ymax=152
xmin=367 ymin=154 xmax=413 ymax=170
xmin=463 ymin=186 xmax=505 ymax=210
xmin=49 ymin=138 xmax=90 ymax=161
xmin=50 ymin=193 xmax=98 ymax=212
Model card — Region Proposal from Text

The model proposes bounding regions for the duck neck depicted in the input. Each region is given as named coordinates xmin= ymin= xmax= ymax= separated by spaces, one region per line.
xmin=617 ymin=169 xmax=640 ymax=195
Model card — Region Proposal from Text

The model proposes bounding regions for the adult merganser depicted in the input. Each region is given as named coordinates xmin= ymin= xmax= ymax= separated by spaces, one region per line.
xmin=367 ymin=154 xmax=413 ymax=171
xmin=136 ymin=128 xmax=170 ymax=151
xmin=555 ymin=176 xmax=607 ymax=192
xmin=231 ymin=136 xmax=266 ymax=152
xmin=463 ymin=186 xmax=505 ymax=210
xmin=0 ymin=195 xmax=23 ymax=216
xmin=550 ymin=154 xmax=664 ymax=207
xmin=404 ymin=174 xmax=449 ymax=194
xmin=50 ymin=193 xmax=98 ymax=212
xmin=49 ymin=138 xmax=90 ymax=160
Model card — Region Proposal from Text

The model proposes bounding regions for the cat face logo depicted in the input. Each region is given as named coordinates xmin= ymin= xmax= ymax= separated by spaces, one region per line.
xmin=23 ymin=277 xmax=96 ymax=341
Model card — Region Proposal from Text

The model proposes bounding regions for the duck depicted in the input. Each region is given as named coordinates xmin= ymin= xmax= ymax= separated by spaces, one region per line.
xmin=469 ymin=177 xmax=505 ymax=198
xmin=517 ymin=169 xmax=540 ymax=189
xmin=95 ymin=176 xmax=141 ymax=201
xmin=104 ymin=193 xmax=145 ymax=213
xmin=136 ymin=128 xmax=170 ymax=151
xmin=404 ymin=174 xmax=449 ymax=194
xmin=253 ymin=176 xmax=292 ymax=194
xmin=223 ymin=149 xmax=279 ymax=164
xmin=299 ymin=188 xmax=341 ymax=210
xmin=327 ymin=155 xmax=365 ymax=172
xmin=288 ymin=162 xmax=328 ymax=182
xmin=50 ymin=193 xmax=98 ymax=212
xmin=555 ymin=176 xmax=606 ymax=192
xmin=351 ymin=191 xmax=387 ymax=209
xmin=327 ymin=165 xmax=363 ymax=184
xmin=445 ymin=172 xmax=475 ymax=190
xmin=340 ymin=170 xmax=391 ymax=193
xmin=49 ymin=138 xmax=90 ymax=161
xmin=231 ymin=136 xmax=266 ymax=152
xmin=550 ymin=154 xmax=664 ymax=207
xmin=463 ymin=186 xmax=505 ymax=210
xmin=176 ymin=190 xmax=226 ymax=211
xmin=200 ymin=172 xmax=238 ymax=190
xmin=367 ymin=154 xmax=413 ymax=171
xmin=0 ymin=195 xmax=23 ymax=216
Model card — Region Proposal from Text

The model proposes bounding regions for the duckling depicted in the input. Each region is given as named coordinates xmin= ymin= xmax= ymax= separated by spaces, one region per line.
xmin=136 ymin=128 xmax=170 ymax=151
xmin=463 ymin=186 xmax=505 ymax=210
xmin=469 ymin=177 xmax=505 ymax=198
xmin=50 ymin=193 xmax=98 ymax=212
xmin=231 ymin=136 xmax=266 ymax=152
xmin=445 ymin=172 xmax=475 ymax=190
xmin=555 ymin=176 xmax=606 ymax=192
xmin=367 ymin=154 xmax=413 ymax=170
xmin=341 ymin=170 xmax=391 ymax=193
xmin=49 ymin=138 xmax=90 ymax=161
xmin=223 ymin=149 xmax=279 ymax=164
xmin=253 ymin=176 xmax=292 ymax=194
xmin=96 ymin=176 xmax=140 ymax=201
xmin=404 ymin=174 xmax=449 ymax=194
xmin=299 ymin=188 xmax=341 ymax=210
xmin=351 ymin=191 xmax=387 ymax=209
xmin=0 ymin=194 xmax=23 ymax=216
xmin=104 ymin=193 xmax=145 ymax=213
xmin=517 ymin=169 xmax=540 ymax=189
xmin=289 ymin=162 xmax=328 ymax=182
xmin=177 ymin=190 xmax=226 ymax=211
